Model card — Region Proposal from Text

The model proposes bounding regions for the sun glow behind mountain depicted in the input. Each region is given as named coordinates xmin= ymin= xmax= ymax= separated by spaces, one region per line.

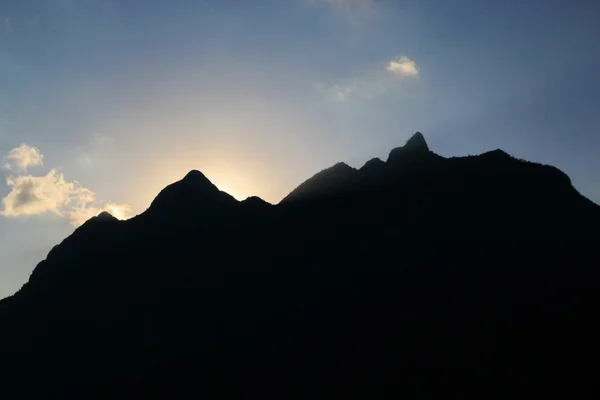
xmin=132 ymin=146 xmax=283 ymax=209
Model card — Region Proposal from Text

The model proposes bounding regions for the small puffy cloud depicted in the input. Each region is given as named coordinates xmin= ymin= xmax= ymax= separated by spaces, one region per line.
xmin=1 ymin=145 xmax=132 ymax=226
xmin=6 ymin=144 xmax=44 ymax=172
xmin=386 ymin=56 xmax=420 ymax=77
xmin=316 ymin=55 xmax=420 ymax=103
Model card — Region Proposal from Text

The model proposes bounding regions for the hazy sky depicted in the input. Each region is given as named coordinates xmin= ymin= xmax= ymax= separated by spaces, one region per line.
xmin=1 ymin=0 xmax=599 ymax=298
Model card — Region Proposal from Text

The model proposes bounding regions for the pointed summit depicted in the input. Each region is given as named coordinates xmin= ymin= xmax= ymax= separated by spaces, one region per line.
xmin=360 ymin=158 xmax=386 ymax=176
xmin=80 ymin=210 xmax=117 ymax=228
xmin=387 ymin=131 xmax=430 ymax=163
xmin=67 ymin=210 xmax=119 ymax=250
xmin=149 ymin=169 xmax=232 ymax=213
xmin=405 ymin=132 xmax=429 ymax=152
xmin=182 ymin=170 xmax=216 ymax=187
xmin=97 ymin=211 xmax=117 ymax=220
xmin=361 ymin=157 xmax=385 ymax=170
xmin=242 ymin=196 xmax=272 ymax=211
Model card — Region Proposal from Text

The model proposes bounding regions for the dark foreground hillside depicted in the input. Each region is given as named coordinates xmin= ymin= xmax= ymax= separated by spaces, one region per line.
xmin=1 ymin=132 xmax=599 ymax=397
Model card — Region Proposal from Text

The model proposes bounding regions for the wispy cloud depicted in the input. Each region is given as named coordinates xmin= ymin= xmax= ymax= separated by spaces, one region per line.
xmin=5 ymin=144 xmax=44 ymax=172
xmin=1 ymin=145 xmax=132 ymax=226
xmin=330 ymin=81 xmax=359 ymax=101
xmin=317 ymin=54 xmax=421 ymax=102
xmin=316 ymin=78 xmax=387 ymax=102
xmin=386 ymin=56 xmax=420 ymax=77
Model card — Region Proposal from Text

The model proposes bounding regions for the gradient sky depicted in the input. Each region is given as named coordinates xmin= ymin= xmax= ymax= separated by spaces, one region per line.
xmin=1 ymin=0 xmax=599 ymax=298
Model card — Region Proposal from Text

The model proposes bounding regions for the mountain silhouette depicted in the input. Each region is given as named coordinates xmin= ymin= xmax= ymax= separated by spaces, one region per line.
xmin=1 ymin=132 xmax=599 ymax=397
xmin=387 ymin=130 xmax=430 ymax=160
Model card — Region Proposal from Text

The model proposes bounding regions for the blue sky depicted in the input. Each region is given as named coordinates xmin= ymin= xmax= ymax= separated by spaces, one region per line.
xmin=1 ymin=0 xmax=599 ymax=298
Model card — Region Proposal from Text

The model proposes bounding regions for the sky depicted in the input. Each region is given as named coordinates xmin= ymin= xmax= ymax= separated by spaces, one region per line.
xmin=1 ymin=0 xmax=599 ymax=298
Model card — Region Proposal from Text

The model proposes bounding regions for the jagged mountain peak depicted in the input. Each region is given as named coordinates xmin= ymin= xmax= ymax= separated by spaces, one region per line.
xmin=361 ymin=157 xmax=385 ymax=170
xmin=76 ymin=210 xmax=119 ymax=231
xmin=326 ymin=162 xmax=355 ymax=173
xmin=406 ymin=131 xmax=429 ymax=151
xmin=184 ymin=169 xmax=208 ymax=180
xmin=97 ymin=211 xmax=118 ymax=220
xmin=148 ymin=169 xmax=233 ymax=212
xmin=181 ymin=170 xmax=218 ymax=189
xmin=241 ymin=196 xmax=272 ymax=210
xmin=387 ymin=131 xmax=430 ymax=162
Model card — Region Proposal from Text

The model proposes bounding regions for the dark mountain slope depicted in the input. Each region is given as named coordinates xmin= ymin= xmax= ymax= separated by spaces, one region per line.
xmin=1 ymin=132 xmax=600 ymax=397
xmin=281 ymin=161 xmax=357 ymax=203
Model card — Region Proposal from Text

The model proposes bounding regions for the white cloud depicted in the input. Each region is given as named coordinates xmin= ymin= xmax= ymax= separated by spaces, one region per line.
xmin=6 ymin=144 xmax=44 ymax=172
xmin=386 ymin=56 xmax=420 ymax=77
xmin=1 ymin=145 xmax=132 ymax=226
xmin=1 ymin=170 xmax=73 ymax=218
xmin=316 ymin=54 xmax=419 ymax=102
